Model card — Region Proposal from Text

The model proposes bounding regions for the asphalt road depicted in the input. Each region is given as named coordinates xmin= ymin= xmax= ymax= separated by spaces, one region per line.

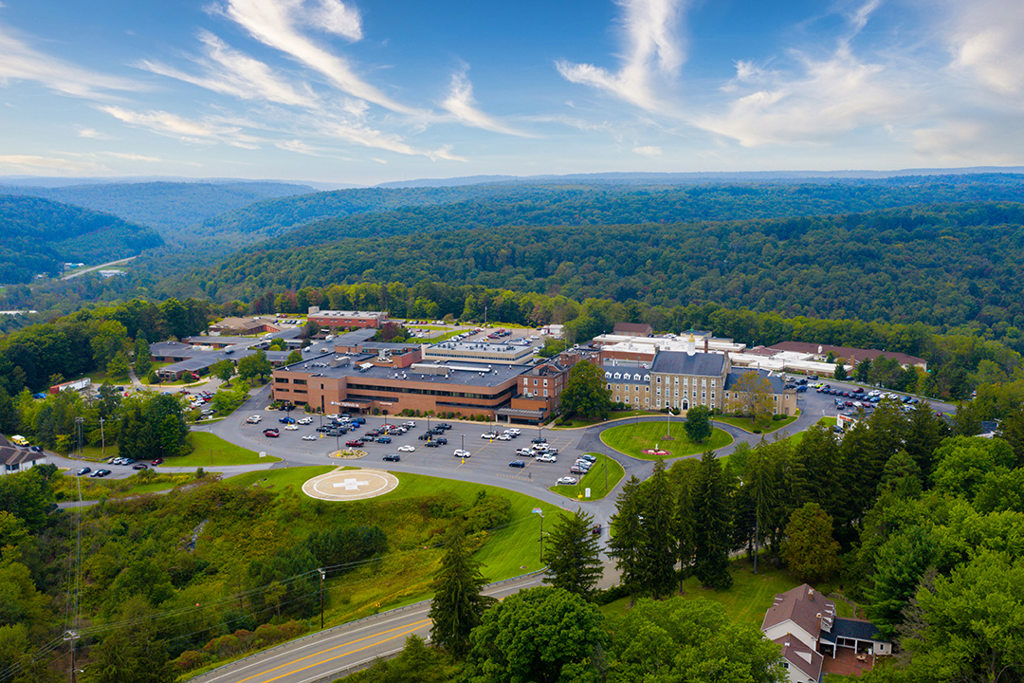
xmin=191 ymin=571 xmax=546 ymax=683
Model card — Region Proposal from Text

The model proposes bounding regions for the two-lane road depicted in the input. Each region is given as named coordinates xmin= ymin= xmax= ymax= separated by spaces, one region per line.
xmin=192 ymin=572 xmax=545 ymax=683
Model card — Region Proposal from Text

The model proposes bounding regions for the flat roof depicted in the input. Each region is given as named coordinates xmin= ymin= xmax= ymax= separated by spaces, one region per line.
xmin=282 ymin=354 xmax=530 ymax=387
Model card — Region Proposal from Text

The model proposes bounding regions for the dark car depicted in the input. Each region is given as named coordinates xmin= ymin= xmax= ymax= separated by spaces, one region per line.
xmin=279 ymin=416 xmax=296 ymax=424
xmin=376 ymin=436 xmax=392 ymax=444
xmin=591 ymin=524 xmax=602 ymax=536
xmin=437 ymin=423 xmax=452 ymax=430
xmin=29 ymin=445 xmax=43 ymax=453
xmin=132 ymin=463 xmax=148 ymax=470
xmin=508 ymin=460 xmax=526 ymax=468
xmin=434 ymin=437 xmax=448 ymax=445
xmin=531 ymin=437 xmax=547 ymax=444
xmin=382 ymin=454 xmax=401 ymax=462
xmin=345 ymin=439 xmax=365 ymax=447
xmin=76 ymin=467 xmax=91 ymax=476
xmin=569 ymin=465 xmax=586 ymax=475
xmin=424 ymin=440 xmax=440 ymax=448
xmin=418 ymin=433 xmax=432 ymax=440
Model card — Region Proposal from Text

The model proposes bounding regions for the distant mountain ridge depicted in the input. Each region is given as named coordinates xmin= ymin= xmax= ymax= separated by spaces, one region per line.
xmin=0 ymin=180 xmax=313 ymax=238
xmin=0 ymin=195 xmax=163 ymax=284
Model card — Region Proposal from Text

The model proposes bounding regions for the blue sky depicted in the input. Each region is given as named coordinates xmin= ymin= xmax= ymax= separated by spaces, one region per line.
xmin=1 ymin=0 xmax=1022 ymax=184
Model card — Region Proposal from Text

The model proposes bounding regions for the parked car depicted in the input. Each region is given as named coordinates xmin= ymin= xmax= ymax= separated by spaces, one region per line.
xmin=76 ymin=467 xmax=91 ymax=476
xmin=284 ymin=424 xmax=299 ymax=431
xmin=150 ymin=457 xmax=164 ymax=465
xmin=345 ymin=439 xmax=364 ymax=447
xmin=397 ymin=445 xmax=415 ymax=452
xmin=481 ymin=432 xmax=498 ymax=439
xmin=132 ymin=463 xmax=148 ymax=470
xmin=579 ymin=454 xmax=597 ymax=463
xmin=516 ymin=447 xmax=534 ymax=457
xmin=508 ymin=460 xmax=526 ymax=468
xmin=496 ymin=433 xmax=513 ymax=441
xmin=298 ymin=416 xmax=313 ymax=425
xmin=535 ymin=453 xmax=557 ymax=463
xmin=569 ymin=465 xmax=586 ymax=474
xmin=403 ymin=421 xmax=416 ymax=427
xmin=555 ymin=476 xmax=578 ymax=486
xmin=453 ymin=449 xmax=471 ymax=458
xmin=376 ymin=436 xmax=392 ymax=444
xmin=531 ymin=436 xmax=547 ymax=444
xmin=433 ymin=437 xmax=448 ymax=445
xmin=301 ymin=434 xmax=317 ymax=441
xmin=382 ymin=454 xmax=401 ymax=462
xmin=246 ymin=415 xmax=262 ymax=424
xmin=279 ymin=416 xmax=296 ymax=424
xmin=424 ymin=440 xmax=440 ymax=448
xmin=263 ymin=429 xmax=279 ymax=438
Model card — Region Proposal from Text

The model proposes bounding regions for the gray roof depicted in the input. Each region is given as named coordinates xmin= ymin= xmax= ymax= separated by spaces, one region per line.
xmin=650 ymin=350 xmax=726 ymax=377
xmin=0 ymin=442 xmax=45 ymax=467
xmin=283 ymin=353 xmax=529 ymax=388
xmin=330 ymin=328 xmax=378 ymax=346
xmin=602 ymin=364 xmax=650 ymax=385
xmin=724 ymin=369 xmax=786 ymax=393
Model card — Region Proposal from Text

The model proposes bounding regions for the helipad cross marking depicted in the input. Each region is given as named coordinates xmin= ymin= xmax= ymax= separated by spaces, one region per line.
xmin=334 ymin=478 xmax=371 ymax=491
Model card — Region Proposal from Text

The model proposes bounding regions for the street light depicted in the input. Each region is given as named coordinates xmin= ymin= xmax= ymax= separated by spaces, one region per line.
xmin=531 ymin=508 xmax=544 ymax=563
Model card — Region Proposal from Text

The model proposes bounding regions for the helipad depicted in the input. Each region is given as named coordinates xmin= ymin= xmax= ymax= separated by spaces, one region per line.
xmin=302 ymin=468 xmax=399 ymax=501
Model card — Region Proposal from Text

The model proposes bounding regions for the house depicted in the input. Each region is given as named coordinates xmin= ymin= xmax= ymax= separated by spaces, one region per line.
xmin=0 ymin=436 xmax=47 ymax=475
xmin=762 ymin=584 xmax=892 ymax=681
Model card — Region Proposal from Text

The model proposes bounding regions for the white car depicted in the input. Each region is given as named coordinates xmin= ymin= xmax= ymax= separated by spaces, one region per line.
xmin=516 ymin=448 xmax=534 ymax=457
xmin=495 ymin=433 xmax=513 ymax=441
xmin=556 ymin=476 xmax=578 ymax=486
xmin=284 ymin=424 xmax=299 ymax=431
xmin=505 ymin=428 xmax=521 ymax=436
xmin=481 ymin=432 xmax=498 ymax=440
xmin=403 ymin=421 xmax=416 ymax=427
xmin=453 ymin=449 xmax=471 ymax=458
xmin=298 ymin=416 xmax=313 ymax=425
xmin=246 ymin=415 xmax=262 ymax=424
xmin=535 ymin=453 xmax=557 ymax=463
xmin=397 ymin=445 xmax=415 ymax=452
xmin=301 ymin=434 xmax=317 ymax=441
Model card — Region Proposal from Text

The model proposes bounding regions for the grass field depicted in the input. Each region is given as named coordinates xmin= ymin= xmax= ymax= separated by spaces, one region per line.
xmin=170 ymin=432 xmax=281 ymax=466
xmin=420 ymin=329 xmax=464 ymax=342
xmin=601 ymin=421 xmax=733 ymax=460
xmin=779 ymin=416 xmax=838 ymax=447
xmin=714 ymin=413 xmax=799 ymax=433
xmin=600 ymin=558 xmax=857 ymax=629
xmin=226 ymin=466 xmax=564 ymax=625
xmin=550 ymin=453 xmax=625 ymax=501
xmin=552 ymin=410 xmax=661 ymax=429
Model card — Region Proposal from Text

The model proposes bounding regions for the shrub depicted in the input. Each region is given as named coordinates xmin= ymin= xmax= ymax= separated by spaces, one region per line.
xmin=171 ymin=650 xmax=209 ymax=673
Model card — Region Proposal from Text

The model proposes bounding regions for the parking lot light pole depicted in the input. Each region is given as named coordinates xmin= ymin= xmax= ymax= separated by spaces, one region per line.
xmin=532 ymin=509 xmax=544 ymax=563
xmin=318 ymin=568 xmax=326 ymax=630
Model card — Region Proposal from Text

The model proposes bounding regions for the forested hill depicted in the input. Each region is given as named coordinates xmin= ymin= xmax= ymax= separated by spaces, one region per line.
xmin=188 ymin=201 xmax=1024 ymax=337
xmin=0 ymin=180 xmax=312 ymax=239
xmin=0 ymin=195 xmax=163 ymax=284
xmin=206 ymin=173 xmax=1024 ymax=249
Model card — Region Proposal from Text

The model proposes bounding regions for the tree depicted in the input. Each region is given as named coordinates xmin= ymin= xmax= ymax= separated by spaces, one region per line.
xmin=608 ymin=476 xmax=644 ymax=595
xmin=999 ymin=404 xmax=1024 ymax=466
xmin=464 ymin=586 xmax=607 ymax=683
xmin=209 ymin=359 xmax=235 ymax=384
xmin=285 ymin=350 xmax=302 ymax=365
xmin=902 ymin=551 xmax=1024 ymax=682
xmin=932 ymin=436 xmax=1015 ymax=500
xmin=605 ymin=598 xmax=786 ymax=682
xmin=544 ymin=509 xmax=603 ymax=598
xmin=834 ymin=362 xmax=848 ymax=381
xmin=728 ymin=371 xmax=774 ymax=425
xmin=133 ymin=336 xmax=151 ymax=377
xmin=684 ymin=404 xmax=712 ymax=443
xmin=106 ymin=351 xmax=131 ymax=380
xmin=855 ymin=357 xmax=872 ymax=382
xmin=559 ymin=361 xmax=613 ymax=420
xmin=0 ymin=388 xmax=16 ymax=434
xmin=344 ymin=635 xmax=459 ymax=683
xmin=782 ymin=503 xmax=841 ymax=584
xmin=637 ymin=458 xmax=676 ymax=597
xmin=237 ymin=350 xmax=271 ymax=383
xmin=91 ymin=595 xmax=172 ymax=683
xmin=267 ymin=338 xmax=286 ymax=351
xmin=692 ymin=452 xmax=733 ymax=589
xmin=429 ymin=525 xmax=492 ymax=656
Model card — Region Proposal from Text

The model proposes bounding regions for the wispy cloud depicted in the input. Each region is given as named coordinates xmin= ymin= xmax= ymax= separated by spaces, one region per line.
xmin=77 ymin=127 xmax=111 ymax=140
xmin=947 ymin=0 xmax=1024 ymax=97
xmin=441 ymin=70 xmax=534 ymax=137
xmin=633 ymin=145 xmax=662 ymax=156
xmin=139 ymin=30 xmax=317 ymax=107
xmin=0 ymin=154 xmax=105 ymax=173
xmin=696 ymin=1 xmax=907 ymax=146
xmin=0 ymin=23 xmax=136 ymax=99
xmin=313 ymin=117 xmax=465 ymax=161
xmin=556 ymin=0 xmax=686 ymax=111
xmin=219 ymin=0 xmax=418 ymax=115
xmin=105 ymin=151 xmax=161 ymax=162
xmin=98 ymin=105 xmax=262 ymax=148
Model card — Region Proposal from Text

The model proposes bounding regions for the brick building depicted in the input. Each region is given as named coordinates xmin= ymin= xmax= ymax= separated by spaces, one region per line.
xmin=307 ymin=307 xmax=388 ymax=329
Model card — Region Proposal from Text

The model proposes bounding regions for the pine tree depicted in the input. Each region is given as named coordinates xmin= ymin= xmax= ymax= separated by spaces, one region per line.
xmin=428 ymin=525 xmax=492 ymax=656
xmin=638 ymin=458 xmax=676 ymax=597
xmin=693 ymin=451 xmax=733 ymax=589
xmin=608 ymin=476 xmax=644 ymax=594
xmin=544 ymin=509 xmax=603 ymax=597
xmin=674 ymin=465 xmax=697 ymax=587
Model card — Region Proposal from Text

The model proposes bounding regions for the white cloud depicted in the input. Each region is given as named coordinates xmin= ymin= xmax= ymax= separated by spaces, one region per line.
xmin=0 ymin=23 xmax=136 ymax=99
xmin=948 ymin=0 xmax=1024 ymax=97
xmin=308 ymin=0 xmax=362 ymax=41
xmin=441 ymin=70 xmax=534 ymax=137
xmin=314 ymin=117 xmax=464 ymax=161
xmin=557 ymin=0 xmax=687 ymax=111
xmin=0 ymin=154 xmax=105 ymax=173
xmin=633 ymin=145 xmax=662 ymax=156
xmin=220 ymin=0 xmax=417 ymax=114
xmin=105 ymin=152 xmax=162 ymax=162
xmin=140 ymin=31 xmax=317 ymax=108
xmin=99 ymin=105 xmax=262 ymax=148
xmin=77 ymin=127 xmax=110 ymax=140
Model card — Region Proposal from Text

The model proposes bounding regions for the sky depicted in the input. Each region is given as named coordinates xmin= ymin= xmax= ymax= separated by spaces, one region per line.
xmin=1 ymin=0 xmax=1023 ymax=185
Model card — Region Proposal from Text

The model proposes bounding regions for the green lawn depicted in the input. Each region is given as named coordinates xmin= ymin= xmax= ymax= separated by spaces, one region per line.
xmin=551 ymin=410 xmax=661 ymax=429
xmin=170 ymin=432 xmax=281 ymax=466
xmin=601 ymin=421 xmax=733 ymax=460
xmin=779 ymin=416 xmax=838 ymax=447
xmin=600 ymin=558 xmax=857 ymax=629
xmin=549 ymin=453 xmax=624 ymax=501
xmin=420 ymin=329 xmax=464 ymax=342
xmin=714 ymin=413 xmax=799 ymax=433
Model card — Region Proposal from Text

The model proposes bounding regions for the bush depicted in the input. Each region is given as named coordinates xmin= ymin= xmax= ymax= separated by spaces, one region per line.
xmin=170 ymin=650 xmax=209 ymax=673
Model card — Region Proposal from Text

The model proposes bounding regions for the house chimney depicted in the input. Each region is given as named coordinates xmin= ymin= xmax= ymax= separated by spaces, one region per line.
xmin=704 ymin=338 xmax=709 ymax=353
xmin=808 ymin=588 xmax=815 ymax=600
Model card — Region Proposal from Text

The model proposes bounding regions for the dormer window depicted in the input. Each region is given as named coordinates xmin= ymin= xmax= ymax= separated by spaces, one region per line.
xmin=613 ymin=372 xmax=621 ymax=379
xmin=605 ymin=372 xmax=612 ymax=379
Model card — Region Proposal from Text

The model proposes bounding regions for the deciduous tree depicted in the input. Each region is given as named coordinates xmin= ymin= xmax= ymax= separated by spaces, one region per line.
xmin=728 ymin=372 xmax=774 ymax=425
xmin=684 ymin=404 xmax=711 ymax=443
xmin=560 ymin=361 xmax=613 ymax=420
xmin=782 ymin=503 xmax=841 ymax=584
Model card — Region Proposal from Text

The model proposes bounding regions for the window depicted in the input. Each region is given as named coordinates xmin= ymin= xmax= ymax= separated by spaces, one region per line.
xmin=543 ymin=379 xmax=548 ymax=386
xmin=644 ymin=374 xmax=650 ymax=381
xmin=543 ymin=389 xmax=548 ymax=397
xmin=614 ymin=372 xmax=621 ymax=379
xmin=605 ymin=372 xmax=611 ymax=379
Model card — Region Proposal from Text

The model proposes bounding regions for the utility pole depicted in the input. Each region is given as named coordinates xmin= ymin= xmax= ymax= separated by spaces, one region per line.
xmin=64 ymin=630 xmax=79 ymax=683
xmin=318 ymin=568 xmax=326 ymax=630
xmin=99 ymin=417 xmax=105 ymax=459
xmin=532 ymin=509 xmax=544 ymax=563
xmin=74 ymin=417 xmax=84 ymax=459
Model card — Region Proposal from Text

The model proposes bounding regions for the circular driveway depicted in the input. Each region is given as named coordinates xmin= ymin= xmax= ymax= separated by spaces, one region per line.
xmin=301 ymin=468 xmax=399 ymax=501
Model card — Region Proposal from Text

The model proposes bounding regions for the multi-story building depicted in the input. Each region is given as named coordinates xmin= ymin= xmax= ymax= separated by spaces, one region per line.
xmin=307 ymin=307 xmax=388 ymax=329
xmin=423 ymin=340 xmax=535 ymax=364
xmin=499 ymin=359 xmax=569 ymax=423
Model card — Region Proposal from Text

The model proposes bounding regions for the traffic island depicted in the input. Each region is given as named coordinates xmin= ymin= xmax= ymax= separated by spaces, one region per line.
xmin=329 ymin=448 xmax=367 ymax=460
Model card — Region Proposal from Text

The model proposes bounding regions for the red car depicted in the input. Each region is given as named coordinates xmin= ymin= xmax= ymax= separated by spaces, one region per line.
xmin=263 ymin=428 xmax=280 ymax=438
xmin=345 ymin=439 xmax=365 ymax=447
xmin=150 ymin=457 xmax=164 ymax=465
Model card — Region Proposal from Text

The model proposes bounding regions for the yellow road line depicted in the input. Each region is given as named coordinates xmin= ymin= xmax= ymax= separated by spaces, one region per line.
xmin=259 ymin=620 xmax=431 ymax=683
xmin=234 ymin=618 xmax=431 ymax=683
